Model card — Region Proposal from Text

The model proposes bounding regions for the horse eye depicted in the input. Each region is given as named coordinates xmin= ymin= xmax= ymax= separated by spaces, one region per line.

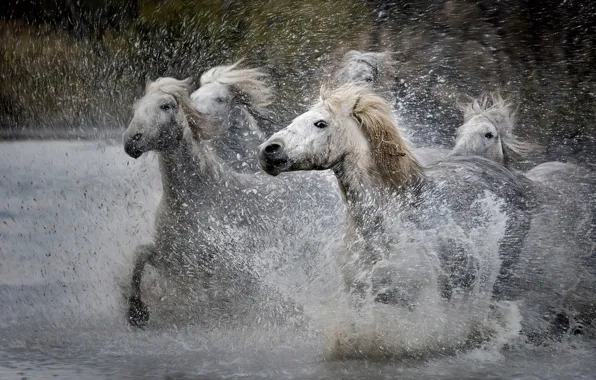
xmin=160 ymin=104 xmax=172 ymax=111
xmin=314 ymin=120 xmax=328 ymax=129
xmin=215 ymin=97 xmax=226 ymax=104
xmin=365 ymin=77 xmax=374 ymax=83
xmin=485 ymin=132 xmax=494 ymax=139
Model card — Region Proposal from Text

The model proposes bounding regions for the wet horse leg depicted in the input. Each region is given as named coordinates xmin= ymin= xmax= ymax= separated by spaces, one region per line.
xmin=128 ymin=243 xmax=156 ymax=327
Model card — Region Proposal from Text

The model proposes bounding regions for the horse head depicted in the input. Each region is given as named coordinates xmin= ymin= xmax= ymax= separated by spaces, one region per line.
xmin=190 ymin=60 xmax=271 ymax=141
xmin=123 ymin=77 xmax=216 ymax=159
xmin=450 ymin=94 xmax=536 ymax=166
xmin=332 ymin=51 xmax=395 ymax=96
xmin=258 ymin=84 xmax=421 ymax=191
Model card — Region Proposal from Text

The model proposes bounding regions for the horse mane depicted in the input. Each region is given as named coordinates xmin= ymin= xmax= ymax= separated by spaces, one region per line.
xmin=459 ymin=93 xmax=537 ymax=160
xmin=145 ymin=77 xmax=218 ymax=141
xmin=320 ymin=84 xmax=423 ymax=191
xmin=199 ymin=59 xmax=273 ymax=118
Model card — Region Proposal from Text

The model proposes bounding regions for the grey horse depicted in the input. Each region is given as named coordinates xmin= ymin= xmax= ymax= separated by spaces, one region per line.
xmin=258 ymin=84 xmax=596 ymax=357
xmin=123 ymin=77 xmax=341 ymax=327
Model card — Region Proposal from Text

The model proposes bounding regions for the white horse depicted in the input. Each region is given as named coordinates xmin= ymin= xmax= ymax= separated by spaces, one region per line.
xmin=258 ymin=84 xmax=596 ymax=356
xmin=450 ymin=94 xmax=596 ymax=338
xmin=123 ymin=77 xmax=340 ymax=327
xmin=450 ymin=94 xmax=535 ymax=166
xmin=190 ymin=60 xmax=272 ymax=173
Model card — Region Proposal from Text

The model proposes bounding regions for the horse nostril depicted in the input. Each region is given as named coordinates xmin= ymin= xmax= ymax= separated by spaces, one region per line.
xmin=132 ymin=133 xmax=142 ymax=141
xmin=259 ymin=141 xmax=288 ymax=175
xmin=264 ymin=143 xmax=282 ymax=155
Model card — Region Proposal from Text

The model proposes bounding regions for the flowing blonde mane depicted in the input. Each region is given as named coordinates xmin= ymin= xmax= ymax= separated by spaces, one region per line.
xmin=199 ymin=60 xmax=273 ymax=117
xmin=459 ymin=93 xmax=537 ymax=158
xmin=321 ymin=84 xmax=423 ymax=191
xmin=144 ymin=77 xmax=217 ymax=141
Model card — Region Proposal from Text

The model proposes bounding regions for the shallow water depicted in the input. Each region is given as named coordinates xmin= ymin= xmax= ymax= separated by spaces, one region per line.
xmin=1 ymin=140 xmax=595 ymax=379
xmin=2 ymin=321 xmax=596 ymax=380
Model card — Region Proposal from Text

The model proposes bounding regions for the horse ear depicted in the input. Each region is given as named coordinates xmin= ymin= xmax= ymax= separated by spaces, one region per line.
xmin=319 ymin=83 xmax=332 ymax=101
xmin=349 ymin=95 xmax=363 ymax=120
xmin=456 ymin=94 xmax=475 ymax=118
xmin=182 ymin=77 xmax=193 ymax=88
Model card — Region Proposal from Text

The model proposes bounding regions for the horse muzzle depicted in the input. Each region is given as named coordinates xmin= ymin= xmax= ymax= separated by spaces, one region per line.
xmin=123 ymin=133 xmax=144 ymax=159
xmin=258 ymin=141 xmax=290 ymax=176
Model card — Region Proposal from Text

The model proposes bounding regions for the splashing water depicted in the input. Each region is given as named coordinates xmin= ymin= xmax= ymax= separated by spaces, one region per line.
xmin=315 ymin=192 xmax=521 ymax=359
xmin=1 ymin=140 xmax=595 ymax=379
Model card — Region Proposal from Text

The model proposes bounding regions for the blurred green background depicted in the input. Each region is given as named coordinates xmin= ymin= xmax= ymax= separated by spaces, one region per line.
xmin=1 ymin=0 xmax=595 ymax=164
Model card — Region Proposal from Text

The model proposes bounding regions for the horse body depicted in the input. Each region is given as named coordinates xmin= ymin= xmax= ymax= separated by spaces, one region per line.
xmin=150 ymin=139 xmax=252 ymax=279
xmin=258 ymin=84 xmax=595 ymax=356
xmin=123 ymin=78 xmax=257 ymax=325
xmin=449 ymin=96 xmax=596 ymax=332
xmin=259 ymin=84 xmax=532 ymax=301
xmin=500 ymin=161 xmax=596 ymax=338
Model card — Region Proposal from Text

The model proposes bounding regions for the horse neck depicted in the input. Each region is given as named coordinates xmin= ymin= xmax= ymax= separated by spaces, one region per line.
xmin=158 ymin=131 xmax=225 ymax=202
xmin=228 ymin=103 xmax=265 ymax=139
xmin=332 ymin=153 xmax=424 ymax=236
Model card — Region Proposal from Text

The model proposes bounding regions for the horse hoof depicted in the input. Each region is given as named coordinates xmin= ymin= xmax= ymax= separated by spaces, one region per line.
xmin=374 ymin=290 xmax=394 ymax=304
xmin=128 ymin=296 xmax=149 ymax=328
xmin=374 ymin=288 xmax=401 ymax=305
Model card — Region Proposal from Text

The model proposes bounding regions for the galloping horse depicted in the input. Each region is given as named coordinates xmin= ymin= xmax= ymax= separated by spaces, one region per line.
xmin=258 ymin=84 xmax=596 ymax=356
xmin=123 ymin=77 xmax=340 ymax=327
xmin=450 ymin=94 xmax=596 ymax=337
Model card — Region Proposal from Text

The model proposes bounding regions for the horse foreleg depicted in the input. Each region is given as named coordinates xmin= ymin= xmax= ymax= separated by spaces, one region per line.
xmin=128 ymin=243 xmax=156 ymax=328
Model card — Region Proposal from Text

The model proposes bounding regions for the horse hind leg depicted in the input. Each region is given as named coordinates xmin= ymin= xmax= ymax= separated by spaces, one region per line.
xmin=128 ymin=243 xmax=156 ymax=328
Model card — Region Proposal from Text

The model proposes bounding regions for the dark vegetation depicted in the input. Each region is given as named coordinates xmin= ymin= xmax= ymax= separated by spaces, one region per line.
xmin=1 ymin=0 xmax=595 ymax=165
